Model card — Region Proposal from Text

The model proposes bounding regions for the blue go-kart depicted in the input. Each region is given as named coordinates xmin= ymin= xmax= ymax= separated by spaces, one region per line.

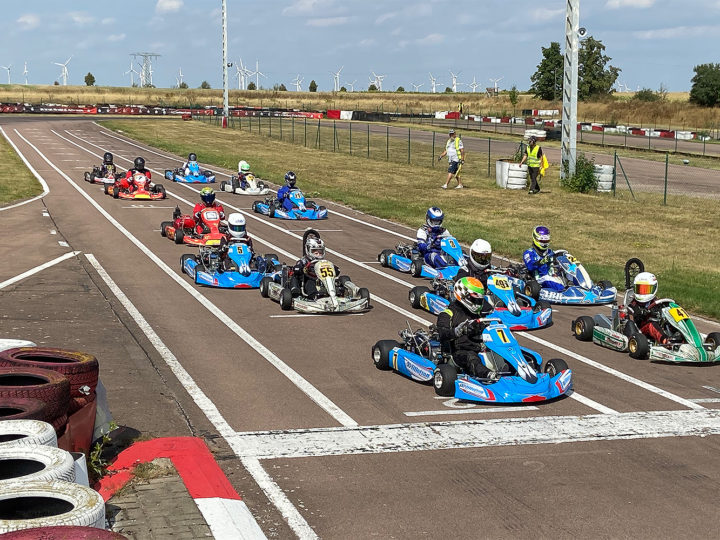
xmin=516 ymin=250 xmax=617 ymax=305
xmin=378 ymin=236 xmax=468 ymax=279
xmin=165 ymin=161 xmax=216 ymax=183
xmin=181 ymin=242 xmax=281 ymax=288
xmin=252 ymin=190 xmax=327 ymax=220
xmin=372 ymin=319 xmax=572 ymax=404
xmin=408 ymin=273 xmax=552 ymax=331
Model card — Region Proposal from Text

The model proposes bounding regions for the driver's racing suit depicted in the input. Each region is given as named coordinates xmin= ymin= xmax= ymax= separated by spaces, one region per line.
xmin=625 ymin=299 xmax=668 ymax=344
xmin=121 ymin=167 xmax=152 ymax=191
xmin=276 ymin=186 xmax=300 ymax=211
xmin=522 ymin=246 xmax=564 ymax=291
xmin=416 ymin=224 xmax=453 ymax=268
xmin=191 ymin=202 xmax=225 ymax=235
xmin=289 ymin=257 xmax=340 ymax=299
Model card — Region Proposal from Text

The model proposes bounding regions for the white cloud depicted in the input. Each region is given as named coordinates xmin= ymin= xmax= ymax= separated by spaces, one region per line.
xmin=375 ymin=12 xmax=397 ymax=25
xmin=156 ymin=0 xmax=183 ymax=14
xmin=358 ymin=38 xmax=375 ymax=47
xmin=606 ymin=0 xmax=655 ymax=8
xmin=306 ymin=16 xmax=348 ymax=27
xmin=17 ymin=14 xmax=39 ymax=30
xmin=69 ymin=12 xmax=94 ymax=25
xmin=283 ymin=0 xmax=334 ymax=16
xmin=101 ymin=17 xmax=115 ymax=25
xmin=108 ymin=34 xmax=126 ymax=42
xmin=531 ymin=8 xmax=564 ymax=21
xmin=633 ymin=24 xmax=720 ymax=39
xmin=399 ymin=33 xmax=444 ymax=48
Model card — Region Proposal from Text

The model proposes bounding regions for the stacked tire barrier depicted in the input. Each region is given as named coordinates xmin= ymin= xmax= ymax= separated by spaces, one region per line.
xmin=496 ymin=160 xmax=528 ymax=190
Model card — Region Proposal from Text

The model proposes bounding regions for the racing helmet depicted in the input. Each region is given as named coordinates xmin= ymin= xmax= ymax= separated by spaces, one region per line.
xmin=426 ymin=207 xmax=444 ymax=232
xmin=238 ymin=160 xmax=251 ymax=174
xmin=469 ymin=239 xmax=492 ymax=272
xmin=227 ymin=213 xmax=246 ymax=239
xmin=305 ymin=237 xmax=325 ymax=261
xmin=200 ymin=187 xmax=215 ymax=206
xmin=188 ymin=153 xmax=197 ymax=162
xmin=532 ymin=226 xmax=550 ymax=252
xmin=133 ymin=157 xmax=146 ymax=170
xmin=103 ymin=152 xmax=113 ymax=164
xmin=633 ymin=272 xmax=658 ymax=303
xmin=454 ymin=277 xmax=486 ymax=315
xmin=285 ymin=171 xmax=297 ymax=188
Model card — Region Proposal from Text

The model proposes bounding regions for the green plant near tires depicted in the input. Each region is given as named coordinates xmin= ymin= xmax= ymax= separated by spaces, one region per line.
xmin=88 ymin=420 xmax=118 ymax=483
xmin=561 ymin=152 xmax=597 ymax=193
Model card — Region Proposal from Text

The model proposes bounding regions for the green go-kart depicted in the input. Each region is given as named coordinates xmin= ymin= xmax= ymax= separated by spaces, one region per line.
xmin=571 ymin=258 xmax=720 ymax=364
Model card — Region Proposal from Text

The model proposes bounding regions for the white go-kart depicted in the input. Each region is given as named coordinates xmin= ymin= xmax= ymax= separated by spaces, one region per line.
xmin=219 ymin=173 xmax=270 ymax=196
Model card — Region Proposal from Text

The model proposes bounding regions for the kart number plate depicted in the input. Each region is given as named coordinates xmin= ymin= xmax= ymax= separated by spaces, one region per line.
xmin=496 ymin=328 xmax=510 ymax=344
xmin=491 ymin=277 xmax=511 ymax=290
xmin=203 ymin=210 xmax=220 ymax=220
xmin=206 ymin=239 xmax=221 ymax=246
xmin=668 ymin=307 xmax=689 ymax=323
xmin=318 ymin=261 xmax=335 ymax=278
xmin=447 ymin=239 xmax=457 ymax=249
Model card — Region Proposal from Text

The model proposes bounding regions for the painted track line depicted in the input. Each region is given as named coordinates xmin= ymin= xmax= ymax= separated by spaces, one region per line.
xmin=0 ymin=126 xmax=50 ymax=212
xmin=404 ymin=406 xmax=539 ymax=417
xmin=0 ymin=251 xmax=80 ymax=290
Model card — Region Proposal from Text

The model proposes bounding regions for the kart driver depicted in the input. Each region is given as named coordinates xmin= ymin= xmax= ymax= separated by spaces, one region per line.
xmin=416 ymin=207 xmax=452 ymax=268
xmin=522 ymin=226 xmax=564 ymax=291
xmin=99 ymin=152 xmax=118 ymax=177
xmin=289 ymin=235 xmax=339 ymax=299
xmin=237 ymin=160 xmax=253 ymax=190
xmin=192 ymin=187 xmax=225 ymax=235
xmin=437 ymin=277 xmax=502 ymax=380
xmin=276 ymin=171 xmax=299 ymax=211
xmin=219 ymin=213 xmax=268 ymax=273
xmin=122 ymin=157 xmax=152 ymax=191
xmin=181 ymin=153 xmax=198 ymax=176
xmin=624 ymin=272 xmax=670 ymax=344
xmin=455 ymin=239 xmax=494 ymax=285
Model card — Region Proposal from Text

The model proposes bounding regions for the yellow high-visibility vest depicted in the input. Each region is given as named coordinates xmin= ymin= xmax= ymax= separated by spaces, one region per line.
xmin=526 ymin=145 xmax=541 ymax=168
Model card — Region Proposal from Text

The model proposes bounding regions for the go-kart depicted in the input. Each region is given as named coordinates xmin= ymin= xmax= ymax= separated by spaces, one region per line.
xmin=378 ymin=236 xmax=468 ymax=279
xmin=220 ymin=174 xmax=270 ymax=196
xmin=84 ymin=166 xmax=122 ymax=185
xmin=408 ymin=273 xmax=552 ymax=330
xmin=160 ymin=206 xmax=226 ymax=246
xmin=516 ymin=250 xmax=616 ymax=305
xmin=104 ymin=172 xmax=166 ymax=200
xmin=181 ymin=242 xmax=282 ymax=289
xmin=164 ymin=161 xmax=215 ymax=183
xmin=259 ymin=229 xmax=369 ymax=313
xmin=252 ymin=190 xmax=327 ymax=220
xmin=372 ymin=319 xmax=572 ymax=404
xmin=572 ymin=258 xmax=720 ymax=363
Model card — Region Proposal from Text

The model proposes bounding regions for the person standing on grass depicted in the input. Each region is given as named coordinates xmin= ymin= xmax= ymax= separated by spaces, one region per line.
xmin=437 ymin=129 xmax=464 ymax=189
xmin=519 ymin=135 xmax=543 ymax=194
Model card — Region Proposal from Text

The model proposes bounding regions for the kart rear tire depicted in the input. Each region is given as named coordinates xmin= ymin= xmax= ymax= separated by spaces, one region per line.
xmin=410 ymin=259 xmax=423 ymax=278
xmin=597 ymin=280 xmax=613 ymax=290
xmin=433 ymin=364 xmax=457 ymax=397
xmin=220 ymin=181 xmax=227 ymax=192
xmin=112 ymin=186 xmax=119 ymax=199
xmin=103 ymin=183 xmax=110 ymax=195
xmin=371 ymin=340 xmax=400 ymax=371
xmin=544 ymin=358 xmax=569 ymax=376
xmin=269 ymin=205 xmax=276 ymax=218
xmin=180 ymin=254 xmax=195 ymax=275
xmin=160 ymin=221 xmax=172 ymax=237
xmin=534 ymin=300 xmax=551 ymax=312
xmin=155 ymin=184 xmax=166 ymax=198
xmin=259 ymin=276 xmax=273 ymax=298
xmin=279 ymin=288 xmax=293 ymax=311
xmin=524 ymin=280 xmax=541 ymax=300
xmin=337 ymin=275 xmax=351 ymax=287
xmin=572 ymin=316 xmax=595 ymax=341
xmin=409 ymin=286 xmax=431 ymax=309
xmin=378 ymin=249 xmax=394 ymax=267
xmin=252 ymin=201 xmax=259 ymax=212
xmin=174 ymin=227 xmax=185 ymax=245
xmin=231 ymin=176 xmax=240 ymax=190
xmin=264 ymin=253 xmax=279 ymax=264
xmin=358 ymin=287 xmax=370 ymax=302
xmin=628 ymin=333 xmax=650 ymax=359
xmin=257 ymin=181 xmax=266 ymax=191
xmin=705 ymin=332 xmax=720 ymax=349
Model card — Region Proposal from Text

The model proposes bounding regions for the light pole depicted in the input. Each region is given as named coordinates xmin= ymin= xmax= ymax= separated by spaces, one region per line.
xmin=561 ymin=0 xmax=580 ymax=178
xmin=222 ymin=0 xmax=229 ymax=127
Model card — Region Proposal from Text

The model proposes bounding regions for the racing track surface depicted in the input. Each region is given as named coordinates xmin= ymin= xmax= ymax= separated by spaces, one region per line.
xmin=1 ymin=116 xmax=719 ymax=539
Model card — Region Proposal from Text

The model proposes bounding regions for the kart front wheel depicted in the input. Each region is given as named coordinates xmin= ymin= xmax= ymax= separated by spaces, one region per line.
xmin=372 ymin=340 xmax=400 ymax=371
xmin=378 ymin=249 xmax=394 ymax=267
xmin=573 ymin=316 xmax=595 ymax=341
xmin=103 ymin=183 xmax=110 ymax=195
xmin=409 ymin=286 xmax=430 ymax=309
xmin=628 ymin=333 xmax=649 ymax=359
xmin=155 ymin=184 xmax=166 ymax=198
xmin=336 ymin=275 xmax=351 ymax=287
xmin=358 ymin=287 xmax=370 ymax=302
xmin=433 ymin=364 xmax=457 ymax=397
xmin=160 ymin=221 xmax=172 ymax=237
xmin=524 ymin=280 xmax=541 ymax=300
xmin=174 ymin=227 xmax=185 ymax=245
xmin=180 ymin=254 xmax=195 ymax=275
xmin=544 ymin=358 xmax=569 ymax=377
xmin=534 ymin=300 xmax=551 ymax=312
xmin=597 ymin=280 xmax=613 ymax=290
xmin=220 ymin=181 xmax=227 ymax=192
xmin=705 ymin=332 xmax=720 ymax=349
xmin=279 ymin=288 xmax=293 ymax=310
xmin=259 ymin=276 xmax=273 ymax=298
xmin=112 ymin=186 xmax=120 ymax=199
xmin=410 ymin=259 xmax=423 ymax=277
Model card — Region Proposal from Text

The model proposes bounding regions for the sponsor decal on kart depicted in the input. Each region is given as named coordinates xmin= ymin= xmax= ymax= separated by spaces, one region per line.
xmin=458 ymin=379 xmax=496 ymax=401
xmin=404 ymin=358 xmax=433 ymax=381
xmin=555 ymin=370 xmax=572 ymax=392
xmin=668 ymin=307 xmax=689 ymax=323
xmin=491 ymin=276 xmax=512 ymax=290
xmin=420 ymin=295 xmax=428 ymax=310
xmin=391 ymin=350 xmax=399 ymax=371
xmin=540 ymin=290 xmax=566 ymax=302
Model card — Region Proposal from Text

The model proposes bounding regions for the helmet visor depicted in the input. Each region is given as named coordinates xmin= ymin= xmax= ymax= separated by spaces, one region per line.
xmin=635 ymin=283 xmax=657 ymax=296
xmin=427 ymin=218 xmax=443 ymax=227
xmin=229 ymin=223 xmax=245 ymax=234
xmin=471 ymin=251 xmax=492 ymax=266
xmin=310 ymin=247 xmax=325 ymax=259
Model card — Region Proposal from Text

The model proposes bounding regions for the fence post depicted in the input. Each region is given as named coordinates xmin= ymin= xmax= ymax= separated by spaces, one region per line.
xmin=407 ymin=127 xmax=411 ymax=164
xmin=333 ymin=121 xmax=336 ymax=152
xmin=674 ymin=133 xmax=677 ymax=153
xmin=279 ymin=117 xmax=282 ymax=140
xmin=487 ymin=137 xmax=491 ymax=177
xmin=316 ymin=119 xmax=321 ymax=148
xmin=249 ymin=115 xmax=252 ymax=132
xmin=386 ymin=125 xmax=389 ymax=161
xmin=612 ymin=151 xmax=617 ymax=197
xmin=292 ymin=117 xmax=295 ymax=143
xmin=703 ymin=136 xmax=707 ymax=156
xmin=663 ymin=152 xmax=669 ymax=205
xmin=269 ymin=115 xmax=272 ymax=138
xmin=648 ymin=131 xmax=651 ymax=150
xmin=304 ymin=117 xmax=307 ymax=147
xmin=258 ymin=115 xmax=261 ymax=135
xmin=367 ymin=123 xmax=370 ymax=158
xmin=601 ymin=129 xmax=605 ymax=146
xmin=349 ymin=121 xmax=352 ymax=155
xmin=432 ymin=131 xmax=435 ymax=167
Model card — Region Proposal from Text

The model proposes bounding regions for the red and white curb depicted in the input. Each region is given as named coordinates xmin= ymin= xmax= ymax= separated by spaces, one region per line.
xmin=96 ymin=437 xmax=265 ymax=539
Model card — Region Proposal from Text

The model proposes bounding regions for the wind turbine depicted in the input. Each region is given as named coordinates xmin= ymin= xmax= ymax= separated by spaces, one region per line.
xmin=468 ymin=76 xmax=480 ymax=93
xmin=0 ymin=64 xmax=11 ymax=84
xmin=371 ymin=71 xmax=385 ymax=91
xmin=177 ymin=67 xmax=184 ymax=87
xmin=292 ymin=74 xmax=304 ymax=92
xmin=124 ymin=60 xmax=138 ymax=87
xmin=428 ymin=73 xmax=440 ymax=94
xmin=410 ymin=82 xmax=423 ymax=92
xmin=346 ymin=80 xmax=356 ymax=92
xmin=449 ymin=70 xmax=461 ymax=92
xmin=23 ymin=62 xmax=28 ymax=85
xmin=54 ymin=56 xmax=72 ymax=86
xmin=330 ymin=66 xmax=343 ymax=92
xmin=250 ymin=60 xmax=266 ymax=89
xmin=234 ymin=59 xmax=249 ymax=90
xmin=489 ymin=76 xmax=504 ymax=95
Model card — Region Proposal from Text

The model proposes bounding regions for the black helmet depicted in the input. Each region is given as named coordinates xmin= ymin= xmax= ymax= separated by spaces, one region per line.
xmin=528 ymin=135 xmax=537 ymax=145
xmin=103 ymin=152 xmax=113 ymax=164
xmin=188 ymin=153 xmax=197 ymax=161
xmin=134 ymin=157 xmax=145 ymax=169
xmin=285 ymin=171 xmax=296 ymax=188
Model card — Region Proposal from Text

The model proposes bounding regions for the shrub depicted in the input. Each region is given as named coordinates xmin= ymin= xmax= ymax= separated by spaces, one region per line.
xmin=633 ymin=88 xmax=660 ymax=102
xmin=561 ymin=153 xmax=597 ymax=193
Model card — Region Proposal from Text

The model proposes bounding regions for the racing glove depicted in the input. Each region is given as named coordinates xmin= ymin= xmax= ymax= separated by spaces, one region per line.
xmin=453 ymin=320 xmax=471 ymax=337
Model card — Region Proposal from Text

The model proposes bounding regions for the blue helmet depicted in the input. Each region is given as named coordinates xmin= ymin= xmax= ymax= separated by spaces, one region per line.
xmin=533 ymin=225 xmax=550 ymax=251
xmin=285 ymin=171 xmax=296 ymax=188
xmin=426 ymin=207 xmax=444 ymax=231
xmin=200 ymin=187 xmax=215 ymax=206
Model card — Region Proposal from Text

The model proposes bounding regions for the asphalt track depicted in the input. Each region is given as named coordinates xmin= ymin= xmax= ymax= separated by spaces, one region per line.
xmin=1 ymin=116 xmax=719 ymax=539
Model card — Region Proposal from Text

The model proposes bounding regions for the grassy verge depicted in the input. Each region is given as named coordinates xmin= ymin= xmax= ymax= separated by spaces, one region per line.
xmin=0 ymin=134 xmax=43 ymax=205
xmin=101 ymin=118 xmax=720 ymax=320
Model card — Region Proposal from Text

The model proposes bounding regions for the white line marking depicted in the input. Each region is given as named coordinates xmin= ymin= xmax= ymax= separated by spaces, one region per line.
xmin=0 ymin=126 xmax=50 ymax=212
xmin=0 ymin=251 xmax=80 ymax=290
xmin=328 ymin=210 xmax=415 ymax=241
xmin=703 ymin=385 xmax=720 ymax=394
xmin=269 ymin=313 xmax=365 ymax=318
xmin=120 ymin=205 xmax=176 ymax=209
xmin=50 ymin=229 xmax=57 ymax=235
xmin=690 ymin=398 xmax=720 ymax=403
xmin=42 ymin=211 xmax=49 ymax=217
xmin=404 ymin=406 xmax=538 ymax=417
xmin=84 ymin=254 xmax=270 ymax=540
xmin=568 ymin=391 xmax=618 ymax=414
xmin=228 ymin=409 xmax=720 ymax=460
xmin=58 ymin=241 xmax=69 ymax=247
xmin=287 ymin=229 xmax=344 ymax=232
xmin=194 ymin=498 xmax=267 ymax=540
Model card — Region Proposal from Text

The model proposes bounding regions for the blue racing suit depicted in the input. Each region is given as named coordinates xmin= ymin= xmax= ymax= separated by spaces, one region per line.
xmin=416 ymin=225 xmax=452 ymax=268
xmin=276 ymin=186 xmax=299 ymax=211
xmin=522 ymin=247 xmax=564 ymax=291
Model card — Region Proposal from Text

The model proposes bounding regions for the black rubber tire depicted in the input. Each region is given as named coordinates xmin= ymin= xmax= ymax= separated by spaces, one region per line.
xmin=232 ymin=176 xmax=240 ymax=190
xmin=433 ymin=364 xmax=457 ymax=397
xmin=257 ymin=181 xmax=266 ymax=191
xmin=628 ymin=333 xmax=650 ymax=359
xmin=180 ymin=254 xmax=195 ymax=275
xmin=269 ymin=205 xmax=276 ymax=218
xmin=544 ymin=358 xmax=569 ymax=376
xmin=378 ymin=249 xmax=394 ymax=267
xmin=264 ymin=253 xmax=279 ymax=264
xmin=337 ymin=275 xmax=351 ymax=287
xmin=112 ymin=186 xmax=119 ymax=199
xmin=624 ymin=258 xmax=645 ymax=289
xmin=534 ymin=300 xmax=551 ymax=312
xmin=705 ymin=332 xmax=720 ymax=348
xmin=0 ymin=367 xmax=70 ymax=427
xmin=155 ymin=184 xmax=166 ymax=198
xmin=160 ymin=221 xmax=172 ymax=237
xmin=409 ymin=286 xmax=431 ymax=309
xmin=103 ymin=183 xmax=110 ymax=195
xmin=572 ymin=316 xmax=595 ymax=341
xmin=259 ymin=276 xmax=273 ymax=298
xmin=597 ymin=280 xmax=613 ymax=290
xmin=371 ymin=340 xmax=400 ymax=371
xmin=279 ymin=288 xmax=293 ymax=310
xmin=174 ymin=227 xmax=185 ymax=244
xmin=252 ymin=201 xmax=260 ymax=212
xmin=410 ymin=259 xmax=423 ymax=277
xmin=524 ymin=280 xmax=542 ymax=300
xmin=220 ymin=181 xmax=227 ymax=192
xmin=358 ymin=287 xmax=370 ymax=302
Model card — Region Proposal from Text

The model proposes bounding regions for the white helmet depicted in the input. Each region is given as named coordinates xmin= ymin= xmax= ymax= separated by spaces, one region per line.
xmin=238 ymin=160 xmax=251 ymax=174
xmin=633 ymin=272 xmax=658 ymax=303
xmin=469 ymin=239 xmax=492 ymax=271
xmin=305 ymin=237 xmax=325 ymax=261
xmin=227 ymin=213 xmax=246 ymax=239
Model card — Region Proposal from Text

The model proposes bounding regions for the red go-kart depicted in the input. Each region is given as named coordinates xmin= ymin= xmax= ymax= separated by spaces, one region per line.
xmin=160 ymin=206 xmax=227 ymax=246
xmin=104 ymin=172 xmax=166 ymax=200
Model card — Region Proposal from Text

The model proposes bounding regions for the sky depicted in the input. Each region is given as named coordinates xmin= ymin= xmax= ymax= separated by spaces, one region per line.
xmin=1 ymin=0 xmax=719 ymax=93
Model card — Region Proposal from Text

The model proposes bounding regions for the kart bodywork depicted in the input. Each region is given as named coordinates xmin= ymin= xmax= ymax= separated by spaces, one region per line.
xmin=160 ymin=206 xmax=226 ymax=246
xmin=219 ymin=174 xmax=270 ymax=196
xmin=181 ymin=243 xmax=282 ymax=289
xmin=252 ymin=190 xmax=327 ymax=220
xmin=378 ymin=236 xmax=469 ymax=280
xmin=165 ymin=161 xmax=216 ymax=183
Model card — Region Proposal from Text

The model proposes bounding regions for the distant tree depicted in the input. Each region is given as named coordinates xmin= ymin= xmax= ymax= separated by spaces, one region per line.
xmin=84 ymin=72 xmax=95 ymax=86
xmin=273 ymin=83 xmax=287 ymax=91
xmin=179 ymin=81 xmax=188 ymax=89
xmin=368 ymin=83 xmax=378 ymax=91
xmin=657 ymin=83 xmax=668 ymax=102
xmin=577 ymin=36 xmax=620 ymax=100
xmin=444 ymin=86 xmax=452 ymax=93
xmin=247 ymin=82 xmax=256 ymax=90
xmin=53 ymin=81 xmax=60 ymax=86
xmin=200 ymin=81 xmax=211 ymax=89
xmin=396 ymin=86 xmax=405 ymax=92
xmin=633 ymin=88 xmax=660 ymax=102
xmin=508 ymin=85 xmax=519 ymax=107
xmin=689 ymin=63 xmax=720 ymax=107
xmin=309 ymin=80 xmax=318 ymax=92
xmin=339 ymin=86 xmax=347 ymax=92
xmin=530 ymin=41 xmax=563 ymax=100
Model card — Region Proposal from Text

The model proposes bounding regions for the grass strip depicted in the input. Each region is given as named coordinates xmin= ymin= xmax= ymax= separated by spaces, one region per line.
xmin=0 ymin=133 xmax=44 ymax=205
